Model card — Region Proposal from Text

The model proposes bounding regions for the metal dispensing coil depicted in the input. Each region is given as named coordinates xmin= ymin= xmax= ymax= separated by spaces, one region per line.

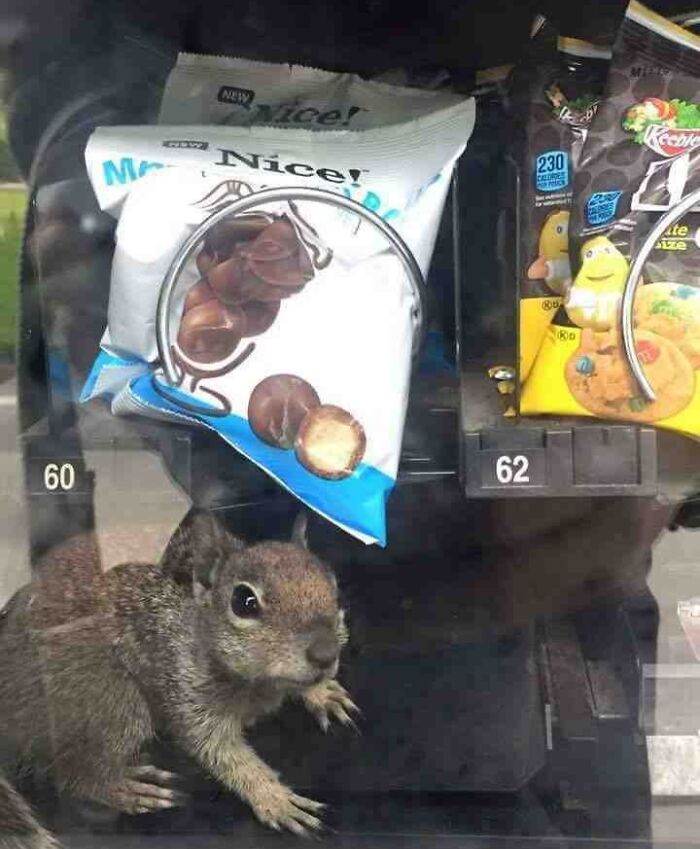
xmin=621 ymin=184 xmax=700 ymax=402
xmin=152 ymin=187 xmax=427 ymax=417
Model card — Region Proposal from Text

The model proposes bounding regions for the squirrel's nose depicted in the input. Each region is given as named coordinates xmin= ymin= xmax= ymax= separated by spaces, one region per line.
xmin=306 ymin=636 xmax=339 ymax=670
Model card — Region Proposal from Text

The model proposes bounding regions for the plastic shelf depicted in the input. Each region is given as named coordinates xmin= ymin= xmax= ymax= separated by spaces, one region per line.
xmin=459 ymin=360 xmax=658 ymax=499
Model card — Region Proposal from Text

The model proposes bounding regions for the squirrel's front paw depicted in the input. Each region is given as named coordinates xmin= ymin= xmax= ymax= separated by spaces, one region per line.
xmin=250 ymin=782 xmax=325 ymax=837
xmin=302 ymin=679 xmax=360 ymax=733
xmin=105 ymin=765 xmax=189 ymax=815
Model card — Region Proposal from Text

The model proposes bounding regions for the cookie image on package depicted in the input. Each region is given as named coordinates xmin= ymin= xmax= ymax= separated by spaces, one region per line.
xmin=634 ymin=282 xmax=700 ymax=368
xmin=247 ymin=375 xmax=366 ymax=480
xmin=295 ymin=405 xmax=366 ymax=480
xmin=566 ymin=328 xmax=695 ymax=423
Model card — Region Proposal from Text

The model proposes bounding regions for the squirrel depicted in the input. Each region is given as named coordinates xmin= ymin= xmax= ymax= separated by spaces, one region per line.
xmin=0 ymin=510 xmax=358 ymax=847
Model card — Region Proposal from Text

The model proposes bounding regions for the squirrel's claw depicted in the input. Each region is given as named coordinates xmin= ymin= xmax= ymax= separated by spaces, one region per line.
xmin=302 ymin=679 xmax=361 ymax=734
xmin=288 ymin=793 xmax=326 ymax=837
xmin=125 ymin=780 xmax=189 ymax=815
xmin=106 ymin=767 xmax=190 ymax=815
xmin=324 ymin=693 xmax=360 ymax=733
xmin=330 ymin=704 xmax=361 ymax=734
xmin=291 ymin=794 xmax=326 ymax=813
xmin=303 ymin=680 xmax=361 ymax=733
xmin=250 ymin=785 xmax=325 ymax=836
xmin=128 ymin=765 xmax=185 ymax=787
xmin=285 ymin=803 xmax=325 ymax=838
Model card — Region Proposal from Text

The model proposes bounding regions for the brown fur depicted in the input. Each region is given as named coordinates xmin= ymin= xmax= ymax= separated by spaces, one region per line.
xmin=0 ymin=775 xmax=58 ymax=849
xmin=0 ymin=511 xmax=355 ymax=846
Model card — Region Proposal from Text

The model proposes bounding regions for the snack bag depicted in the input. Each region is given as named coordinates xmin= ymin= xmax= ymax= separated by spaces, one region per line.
xmin=507 ymin=21 xmax=611 ymax=382
xmin=81 ymin=56 xmax=474 ymax=546
xmin=522 ymin=1 xmax=700 ymax=436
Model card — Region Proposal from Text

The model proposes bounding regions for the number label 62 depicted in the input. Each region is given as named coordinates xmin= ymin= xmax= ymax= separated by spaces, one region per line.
xmin=495 ymin=454 xmax=530 ymax=485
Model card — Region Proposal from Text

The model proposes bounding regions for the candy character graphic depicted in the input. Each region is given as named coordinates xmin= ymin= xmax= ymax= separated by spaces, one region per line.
xmin=565 ymin=236 xmax=629 ymax=330
xmin=527 ymin=210 xmax=571 ymax=296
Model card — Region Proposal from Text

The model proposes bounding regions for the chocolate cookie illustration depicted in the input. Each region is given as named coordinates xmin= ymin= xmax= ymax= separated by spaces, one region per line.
xmin=207 ymin=216 xmax=314 ymax=306
xmin=295 ymin=405 xmax=366 ymax=480
xmin=172 ymin=208 xmax=334 ymax=415
xmin=565 ymin=328 xmax=695 ymax=423
xmin=248 ymin=374 xmax=320 ymax=449
xmin=634 ymin=282 xmax=700 ymax=369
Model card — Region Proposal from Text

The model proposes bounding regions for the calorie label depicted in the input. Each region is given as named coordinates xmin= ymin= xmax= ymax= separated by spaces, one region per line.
xmin=535 ymin=149 xmax=569 ymax=193
xmin=586 ymin=190 xmax=623 ymax=226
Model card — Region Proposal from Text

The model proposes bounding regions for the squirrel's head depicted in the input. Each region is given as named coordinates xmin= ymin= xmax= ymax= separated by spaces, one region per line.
xmin=160 ymin=510 xmax=347 ymax=688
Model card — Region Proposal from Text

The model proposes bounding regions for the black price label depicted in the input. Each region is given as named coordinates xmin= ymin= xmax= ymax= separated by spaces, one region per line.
xmin=28 ymin=459 xmax=90 ymax=496
xmin=480 ymin=449 xmax=546 ymax=490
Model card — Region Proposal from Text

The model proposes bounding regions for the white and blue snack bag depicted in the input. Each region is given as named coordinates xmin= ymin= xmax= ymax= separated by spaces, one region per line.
xmin=82 ymin=54 xmax=474 ymax=545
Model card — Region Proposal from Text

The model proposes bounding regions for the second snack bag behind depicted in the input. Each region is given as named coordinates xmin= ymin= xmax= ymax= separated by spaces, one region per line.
xmin=522 ymin=1 xmax=700 ymax=436
xmin=81 ymin=55 xmax=474 ymax=546
xmin=507 ymin=21 xmax=610 ymax=382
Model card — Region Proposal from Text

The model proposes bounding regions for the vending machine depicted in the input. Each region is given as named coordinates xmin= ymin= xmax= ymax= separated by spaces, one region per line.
xmin=2 ymin=0 xmax=700 ymax=846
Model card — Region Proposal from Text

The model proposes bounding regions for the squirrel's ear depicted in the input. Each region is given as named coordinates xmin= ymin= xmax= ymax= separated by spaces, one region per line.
xmin=290 ymin=510 xmax=309 ymax=549
xmin=160 ymin=509 xmax=243 ymax=595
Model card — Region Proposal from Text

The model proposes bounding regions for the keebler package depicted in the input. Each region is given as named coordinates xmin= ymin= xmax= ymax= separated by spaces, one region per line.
xmin=507 ymin=21 xmax=611 ymax=382
xmin=81 ymin=55 xmax=474 ymax=545
xmin=522 ymin=2 xmax=700 ymax=436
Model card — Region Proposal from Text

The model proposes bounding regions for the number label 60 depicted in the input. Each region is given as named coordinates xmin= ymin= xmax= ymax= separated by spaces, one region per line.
xmin=43 ymin=462 xmax=76 ymax=492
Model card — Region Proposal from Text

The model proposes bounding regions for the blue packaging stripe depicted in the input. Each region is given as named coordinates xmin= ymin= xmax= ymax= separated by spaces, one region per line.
xmin=80 ymin=350 xmax=149 ymax=402
xmin=81 ymin=351 xmax=112 ymax=401
xmin=130 ymin=375 xmax=391 ymax=546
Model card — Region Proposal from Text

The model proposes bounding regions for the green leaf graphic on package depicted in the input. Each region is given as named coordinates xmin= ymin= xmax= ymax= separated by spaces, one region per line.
xmin=545 ymin=83 xmax=600 ymax=127
xmin=623 ymin=98 xmax=700 ymax=157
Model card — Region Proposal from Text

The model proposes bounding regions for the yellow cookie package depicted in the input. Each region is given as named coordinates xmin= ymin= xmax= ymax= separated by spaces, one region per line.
xmin=506 ymin=22 xmax=610 ymax=382
xmin=522 ymin=1 xmax=700 ymax=438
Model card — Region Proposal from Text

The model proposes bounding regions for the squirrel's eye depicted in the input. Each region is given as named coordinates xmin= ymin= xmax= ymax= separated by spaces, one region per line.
xmin=231 ymin=584 xmax=261 ymax=619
